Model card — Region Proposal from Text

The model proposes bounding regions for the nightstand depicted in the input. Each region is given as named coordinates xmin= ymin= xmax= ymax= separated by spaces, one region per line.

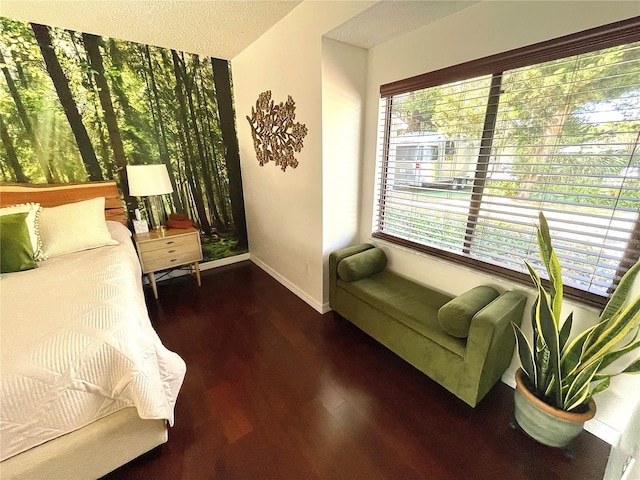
xmin=133 ymin=227 xmax=203 ymax=299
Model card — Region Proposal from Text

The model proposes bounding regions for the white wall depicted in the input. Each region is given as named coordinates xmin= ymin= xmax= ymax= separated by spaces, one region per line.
xmin=605 ymin=400 xmax=640 ymax=480
xmin=360 ymin=1 xmax=640 ymax=445
xmin=321 ymin=38 xmax=368 ymax=311
xmin=232 ymin=1 xmax=373 ymax=312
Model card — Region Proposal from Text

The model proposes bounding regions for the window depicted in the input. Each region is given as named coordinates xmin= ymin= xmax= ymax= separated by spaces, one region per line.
xmin=374 ymin=18 xmax=640 ymax=307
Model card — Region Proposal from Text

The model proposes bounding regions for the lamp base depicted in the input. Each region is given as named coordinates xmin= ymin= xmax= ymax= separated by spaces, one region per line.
xmin=146 ymin=195 xmax=169 ymax=231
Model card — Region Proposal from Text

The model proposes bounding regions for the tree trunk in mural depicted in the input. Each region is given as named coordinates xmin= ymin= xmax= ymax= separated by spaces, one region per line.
xmin=207 ymin=118 xmax=231 ymax=229
xmin=71 ymin=35 xmax=115 ymax=178
xmin=46 ymin=115 xmax=61 ymax=183
xmin=211 ymin=58 xmax=248 ymax=249
xmin=172 ymin=50 xmax=212 ymax=235
xmin=107 ymin=39 xmax=153 ymax=166
xmin=208 ymin=130 xmax=232 ymax=229
xmin=15 ymin=62 xmax=28 ymax=88
xmin=83 ymin=33 xmax=136 ymax=216
xmin=31 ymin=23 xmax=103 ymax=182
xmin=93 ymin=107 xmax=114 ymax=179
xmin=0 ymin=160 xmax=8 ymax=179
xmin=188 ymin=55 xmax=223 ymax=231
xmin=0 ymin=113 xmax=29 ymax=182
xmin=198 ymin=63 xmax=232 ymax=229
xmin=160 ymin=48 xmax=189 ymax=213
xmin=142 ymin=45 xmax=183 ymax=212
xmin=0 ymin=50 xmax=29 ymax=140
xmin=0 ymin=49 xmax=53 ymax=182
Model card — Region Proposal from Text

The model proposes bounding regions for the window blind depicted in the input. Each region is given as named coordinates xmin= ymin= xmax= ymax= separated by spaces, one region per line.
xmin=374 ymin=20 xmax=640 ymax=306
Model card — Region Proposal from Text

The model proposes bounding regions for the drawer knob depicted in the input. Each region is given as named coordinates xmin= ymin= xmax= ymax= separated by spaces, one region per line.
xmin=170 ymin=258 xmax=177 ymax=262
xmin=166 ymin=241 xmax=175 ymax=245
xmin=168 ymin=249 xmax=176 ymax=253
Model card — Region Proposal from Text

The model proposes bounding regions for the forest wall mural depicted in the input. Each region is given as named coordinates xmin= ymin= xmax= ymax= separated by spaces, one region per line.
xmin=0 ymin=17 xmax=248 ymax=262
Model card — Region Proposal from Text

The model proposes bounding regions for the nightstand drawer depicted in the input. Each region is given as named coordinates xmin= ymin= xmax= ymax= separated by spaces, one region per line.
xmin=136 ymin=233 xmax=197 ymax=254
xmin=142 ymin=250 xmax=201 ymax=272
xmin=139 ymin=241 xmax=199 ymax=262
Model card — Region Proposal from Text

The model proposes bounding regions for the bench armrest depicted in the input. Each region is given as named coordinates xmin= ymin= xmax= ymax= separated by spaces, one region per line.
xmin=459 ymin=290 xmax=527 ymax=406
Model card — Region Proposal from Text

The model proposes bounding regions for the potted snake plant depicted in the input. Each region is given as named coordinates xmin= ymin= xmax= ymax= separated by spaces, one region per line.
xmin=512 ymin=212 xmax=640 ymax=448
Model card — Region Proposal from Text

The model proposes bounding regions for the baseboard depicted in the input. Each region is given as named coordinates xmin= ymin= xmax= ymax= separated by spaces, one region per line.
xmin=249 ymin=255 xmax=324 ymax=313
xmin=500 ymin=367 xmax=620 ymax=445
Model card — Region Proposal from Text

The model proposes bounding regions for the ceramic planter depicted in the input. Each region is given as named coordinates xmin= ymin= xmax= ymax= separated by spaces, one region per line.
xmin=513 ymin=369 xmax=596 ymax=448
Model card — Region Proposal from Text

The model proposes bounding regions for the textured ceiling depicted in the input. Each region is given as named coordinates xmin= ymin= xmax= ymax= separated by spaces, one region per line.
xmin=1 ymin=1 xmax=479 ymax=59
xmin=325 ymin=1 xmax=479 ymax=49
xmin=0 ymin=0 xmax=303 ymax=59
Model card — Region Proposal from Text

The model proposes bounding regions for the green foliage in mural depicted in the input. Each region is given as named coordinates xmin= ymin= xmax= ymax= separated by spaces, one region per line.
xmin=0 ymin=17 xmax=247 ymax=260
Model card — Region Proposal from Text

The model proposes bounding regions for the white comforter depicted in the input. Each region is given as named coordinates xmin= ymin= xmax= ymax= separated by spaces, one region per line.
xmin=0 ymin=223 xmax=186 ymax=461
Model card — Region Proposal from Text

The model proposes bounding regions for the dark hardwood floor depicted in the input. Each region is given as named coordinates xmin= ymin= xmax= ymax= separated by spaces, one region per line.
xmin=104 ymin=261 xmax=610 ymax=480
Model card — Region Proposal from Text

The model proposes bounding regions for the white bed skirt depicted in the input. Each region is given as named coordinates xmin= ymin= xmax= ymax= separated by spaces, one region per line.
xmin=0 ymin=407 xmax=167 ymax=480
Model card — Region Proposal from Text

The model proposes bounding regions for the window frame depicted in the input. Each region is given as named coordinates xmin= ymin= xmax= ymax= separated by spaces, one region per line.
xmin=374 ymin=16 xmax=640 ymax=308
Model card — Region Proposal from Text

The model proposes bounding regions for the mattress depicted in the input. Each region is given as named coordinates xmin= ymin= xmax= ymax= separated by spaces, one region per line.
xmin=0 ymin=222 xmax=186 ymax=461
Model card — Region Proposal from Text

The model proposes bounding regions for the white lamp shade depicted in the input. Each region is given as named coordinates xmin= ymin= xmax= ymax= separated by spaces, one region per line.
xmin=126 ymin=164 xmax=174 ymax=196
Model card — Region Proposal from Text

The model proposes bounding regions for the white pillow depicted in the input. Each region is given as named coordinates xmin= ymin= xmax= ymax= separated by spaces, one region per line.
xmin=106 ymin=220 xmax=132 ymax=243
xmin=39 ymin=197 xmax=119 ymax=258
xmin=0 ymin=203 xmax=44 ymax=261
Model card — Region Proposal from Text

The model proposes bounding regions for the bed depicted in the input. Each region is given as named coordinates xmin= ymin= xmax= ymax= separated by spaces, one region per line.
xmin=0 ymin=181 xmax=186 ymax=479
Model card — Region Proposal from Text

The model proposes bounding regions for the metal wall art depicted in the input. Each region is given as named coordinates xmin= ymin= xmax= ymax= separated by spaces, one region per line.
xmin=246 ymin=90 xmax=307 ymax=172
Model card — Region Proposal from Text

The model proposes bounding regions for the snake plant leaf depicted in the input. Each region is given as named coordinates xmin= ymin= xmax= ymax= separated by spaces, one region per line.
xmin=544 ymin=377 xmax=558 ymax=399
xmin=526 ymin=273 xmax=552 ymax=392
xmin=537 ymin=348 xmax=552 ymax=393
xmin=565 ymin=383 xmax=591 ymax=412
xmin=582 ymin=316 xmax=614 ymax=354
xmin=621 ymin=357 xmax=640 ymax=373
xmin=598 ymin=339 xmax=640 ymax=372
xmin=582 ymin=301 xmax=640 ymax=364
xmin=561 ymin=324 xmax=597 ymax=377
xmin=526 ymin=262 xmax=545 ymax=370
xmin=548 ymin=255 xmax=564 ymax=324
xmin=531 ymin=300 xmax=540 ymax=347
xmin=558 ymin=312 xmax=573 ymax=351
xmin=536 ymin=213 xmax=563 ymax=323
xmin=564 ymin=358 xmax=602 ymax=411
xmin=601 ymin=260 xmax=640 ymax=323
xmin=590 ymin=376 xmax=611 ymax=397
xmin=535 ymin=279 xmax=562 ymax=407
xmin=513 ymin=323 xmax=536 ymax=383
xmin=531 ymin=303 xmax=542 ymax=354
xmin=525 ymin=261 xmax=543 ymax=295
xmin=527 ymin=282 xmax=558 ymax=396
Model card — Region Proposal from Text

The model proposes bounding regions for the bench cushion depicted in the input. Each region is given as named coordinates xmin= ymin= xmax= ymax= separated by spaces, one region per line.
xmin=337 ymin=247 xmax=387 ymax=282
xmin=338 ymin=271 xmax=466 ymax=357
xmin=438 ymin=286 xmax=499 ymax=338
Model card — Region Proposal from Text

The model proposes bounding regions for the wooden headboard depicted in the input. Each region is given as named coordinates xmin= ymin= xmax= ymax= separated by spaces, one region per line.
xmin=0 ymin=181 xmax=127 ymax=225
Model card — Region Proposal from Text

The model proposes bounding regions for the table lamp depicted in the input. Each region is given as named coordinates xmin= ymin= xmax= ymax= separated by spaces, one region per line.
xmin=126 ymin=164 xmax=174 ymax=231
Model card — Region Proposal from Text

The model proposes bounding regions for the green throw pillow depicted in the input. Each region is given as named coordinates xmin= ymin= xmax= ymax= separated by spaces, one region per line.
xmin=1 ymin=212 xmax=38 ymax=273
xmin=438 ymin=286 xmax=499 ymax=338
xmin=337 ymin=248 xmax=387 ymax=282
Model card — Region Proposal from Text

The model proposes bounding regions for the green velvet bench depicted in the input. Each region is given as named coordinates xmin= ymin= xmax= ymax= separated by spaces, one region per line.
xmin=329 ymin=243 xmax=527 ymax=407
